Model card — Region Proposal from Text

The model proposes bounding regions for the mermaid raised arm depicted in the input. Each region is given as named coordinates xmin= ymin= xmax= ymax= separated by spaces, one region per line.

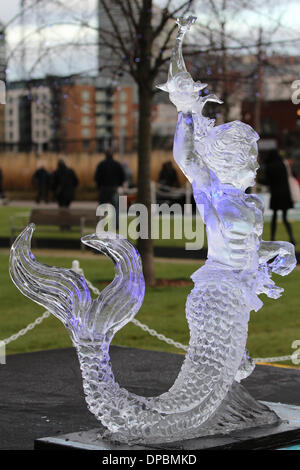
xmin=158 ymin=18 xmax=296 ymax=284
xmin=157 ymin=17 xmax=222 ymax=187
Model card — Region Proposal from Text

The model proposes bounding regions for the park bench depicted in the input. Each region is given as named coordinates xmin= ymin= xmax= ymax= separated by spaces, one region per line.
xmin=10 ymin=208 xmax=99 ymax=247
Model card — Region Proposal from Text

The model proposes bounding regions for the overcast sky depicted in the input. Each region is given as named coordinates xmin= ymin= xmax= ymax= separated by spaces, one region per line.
xmin=0 ymin=0 xmax=300 ymax=80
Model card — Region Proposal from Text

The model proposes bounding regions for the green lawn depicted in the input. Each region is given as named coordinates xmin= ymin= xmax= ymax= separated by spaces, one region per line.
xmin=0 ymin=250 xmax=299 ymax=368
xmin=1 ymin=205 xmax=300 ymax=250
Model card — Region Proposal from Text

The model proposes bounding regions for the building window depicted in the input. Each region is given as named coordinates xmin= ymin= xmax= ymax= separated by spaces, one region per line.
xmin=81 ymin=90 xmax=90 ymax=101
xmin=9 ymin=131 xmax=13 ymax=140
xmin=120 ymin=103 xmax=127 ymax=113
xmin=82 ymin=127 xmax=91 ymax=137
xmin=96 ymin=116 xmax=105 ymax=125
xmin=96 ymin=90 xmax=105 ymax=102
xmin=120 ymin=91 xmax=127 ymax=101
xmin=82 ymin=116 xmax=90 ymax=125
xmin=81 ymin=103 xmax=90 ymax=114
xmin=120 ymin=116 xmax=127 ymax=127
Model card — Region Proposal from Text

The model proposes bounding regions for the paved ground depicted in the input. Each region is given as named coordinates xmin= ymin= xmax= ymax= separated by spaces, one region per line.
xmin=0 ymin=346 xmax=300 ymax=450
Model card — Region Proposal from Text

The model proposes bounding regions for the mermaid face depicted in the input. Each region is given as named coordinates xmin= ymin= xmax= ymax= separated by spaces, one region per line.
xmin=237 ymin=142 xmax=260 ymax=189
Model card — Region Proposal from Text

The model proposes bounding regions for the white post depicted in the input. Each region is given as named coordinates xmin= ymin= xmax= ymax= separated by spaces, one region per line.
xmin=0 ymin=341 xmax=6 ymax=364
xmin=185 ymin=181 xmax=192 ymax=215
xmin=151 ymin=181 xmax=157 ymax=214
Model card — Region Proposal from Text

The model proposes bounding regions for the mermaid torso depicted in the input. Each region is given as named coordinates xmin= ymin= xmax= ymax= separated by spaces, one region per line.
xmin=193 ymin=183 xmax=263 ymax=270
xmin=191 ymin=184 xmax=265 ymax=313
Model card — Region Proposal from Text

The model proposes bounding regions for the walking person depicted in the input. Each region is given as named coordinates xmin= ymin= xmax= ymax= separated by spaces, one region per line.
xmin=94 ymin=149 xmax=125 ymax=228
xmin=0 ymin=167 xmax=8 ymax=205
xmin=158 ymin=161 xmax=179 ymax=188
xmin=32 ymin=162 xmax=50 ymax=203
xmin=0 ymin=167 xmax=6 ymax=201
xmin=52 ymin=159 xmax=78 ymax=208
xmin=265 ymin=149 xmax=296 ymax=245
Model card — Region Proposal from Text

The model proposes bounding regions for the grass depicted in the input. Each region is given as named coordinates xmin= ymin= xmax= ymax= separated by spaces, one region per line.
xmin=0 ymin=249 xmax=299 ymax=368
xmin=1 ymin=205 xmax=300 ymax=250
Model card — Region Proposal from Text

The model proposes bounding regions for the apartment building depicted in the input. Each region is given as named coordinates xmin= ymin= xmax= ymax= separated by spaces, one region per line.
xmin=59 ymin=81 xmax=96 ymax=153
xmin=113 ymin=85 xmax=135 ymax=153
xmin=3 ymin=75 xmax=136 ymax=153
xmin=5 ymin=82 xmax=52 ymax=152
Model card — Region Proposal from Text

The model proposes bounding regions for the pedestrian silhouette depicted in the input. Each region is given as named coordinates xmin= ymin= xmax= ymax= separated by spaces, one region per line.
xmin=158 ymin=161 xmax=179 ymax=188
xmin=52 ymin=159 xmax=78 ymax=208
xmin=94 ymin=149 xmax=125 ymax=227
xmin=0 ymin=167 xmax=6 ymax=200
xmin=265 ymin=149 xmax=295 ymax=245
xmin=32 ymin=162 xmax=50 ymax=203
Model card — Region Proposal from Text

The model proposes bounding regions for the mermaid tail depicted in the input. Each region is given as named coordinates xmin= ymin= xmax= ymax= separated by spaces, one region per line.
xmin=10 ymin=226 xmax=279 ymax=445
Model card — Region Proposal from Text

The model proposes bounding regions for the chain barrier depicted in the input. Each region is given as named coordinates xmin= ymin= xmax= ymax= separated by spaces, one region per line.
xmin=2 ymin=311 xmax=51 ymax=345
xmin=1 ymin=259 xmax=299 ymax=365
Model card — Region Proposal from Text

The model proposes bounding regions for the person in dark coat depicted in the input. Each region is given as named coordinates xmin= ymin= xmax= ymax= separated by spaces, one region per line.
xmin=52 ymin=159 xmax=78 ymax=208
xmin=158 ymin=161 xmax=179 ymax=188
xmin=0 ymin=167 xmax=5 ymax=200
xmin=32 ymin=164 xmax=50 ymax=203
xmin=265 ymin=149 xmax=295 ymax=244
xmin=94 ymin=149 xmax=125 ymax=227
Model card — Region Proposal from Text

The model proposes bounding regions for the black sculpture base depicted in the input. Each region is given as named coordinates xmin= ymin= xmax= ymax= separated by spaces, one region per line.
xmin=34 ymin=401 xmax=300 ymax=450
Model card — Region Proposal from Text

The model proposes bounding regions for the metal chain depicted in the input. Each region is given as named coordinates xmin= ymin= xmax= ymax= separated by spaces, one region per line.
xmin=1 ymin=259 xmax=299 ymax=365
xmin=2 ymin=311 xmax=51 ymax=345
xmin=130 ymin=318 xmax=188 ymax=352
xmin=253 ymin=355 xmax=299 ymax=363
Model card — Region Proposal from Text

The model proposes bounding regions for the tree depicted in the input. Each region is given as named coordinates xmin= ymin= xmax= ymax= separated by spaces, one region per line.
xmin=96 ymin=0 xmax=195 ymax=285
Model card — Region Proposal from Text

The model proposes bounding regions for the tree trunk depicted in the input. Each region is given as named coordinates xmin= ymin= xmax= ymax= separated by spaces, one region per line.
xmin=254 ymin=28 xmax=263 ymax=134
xmin=135 ymin=0 xmax=155 ymax=286
xmin=137 ymin=82 xmax=155 ymax=286
xmin=220 ymin=19 xmax=229 ymax=123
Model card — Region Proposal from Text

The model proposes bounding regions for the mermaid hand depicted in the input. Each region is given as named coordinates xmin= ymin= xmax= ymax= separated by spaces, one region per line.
xmin=256 ymin=263 xmax=283 ymax=299
xmin=259 ymin=240 xmax=296 ymax=277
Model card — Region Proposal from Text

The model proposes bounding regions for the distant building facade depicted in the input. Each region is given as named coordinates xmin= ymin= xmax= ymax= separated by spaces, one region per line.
xmin=113 ymin=85 xmax=135 ymax=153
xmin=3 ymin=75 xmax=136 ymax=153
xmin=242 ymin=99 xmax=300 ymax=149
xmin=59 ymin=80 xmax=96 ymax=153
xmin=5 ymin=81 xmax=52 ymax=152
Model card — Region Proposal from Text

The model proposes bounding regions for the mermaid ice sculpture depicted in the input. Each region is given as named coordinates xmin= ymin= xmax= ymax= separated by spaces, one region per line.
xmin=10 ymin=17 xmax=296 ymax=445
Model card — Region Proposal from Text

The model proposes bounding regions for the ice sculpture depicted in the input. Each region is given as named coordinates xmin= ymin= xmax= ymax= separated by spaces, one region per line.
xmin=9 ymin=17 xmax=296 ymax=445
